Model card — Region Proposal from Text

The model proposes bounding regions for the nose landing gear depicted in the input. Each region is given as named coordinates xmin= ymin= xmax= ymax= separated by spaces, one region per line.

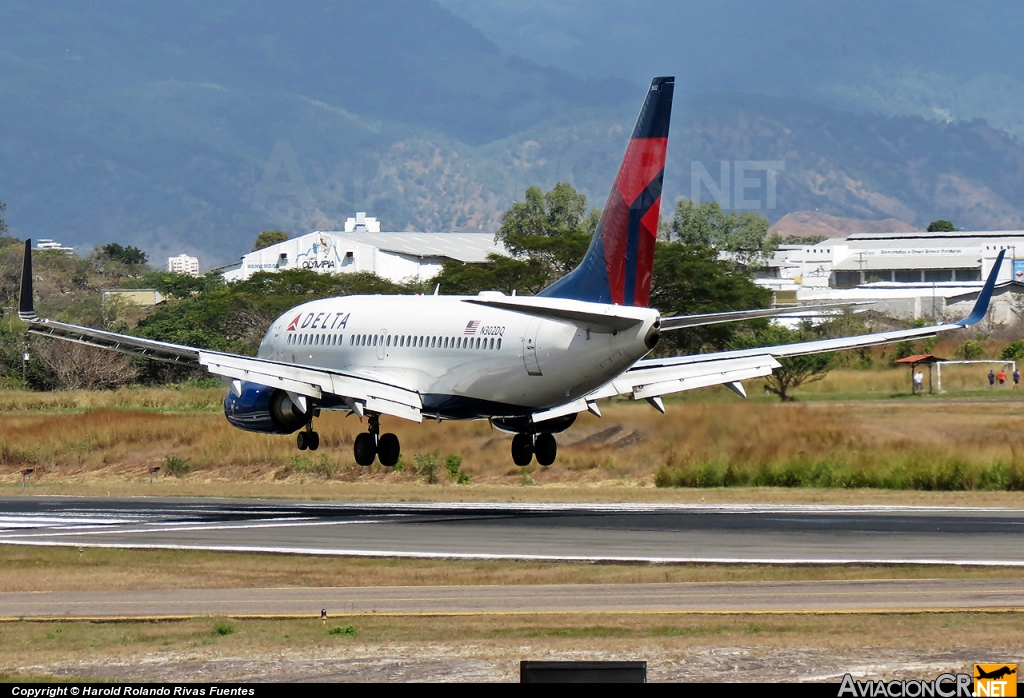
xmin=511 ymin=432 xmax=557 ymax=467
xmin=296 ymin=423 xmax=320 ymax=451
xmin=353 ymin=412 xmax=401 ymax=467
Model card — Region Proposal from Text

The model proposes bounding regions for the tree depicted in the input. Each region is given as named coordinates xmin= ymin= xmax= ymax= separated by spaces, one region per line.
xmin=780 ymin=234 xmax=828 ymax=245
xmin=733 ymin=324 xmax=835 ymax=401
xmin=0 ymin=199 xmax=7 ymax=235
xmin=495 ymin=183 xmax=598 ymax=286
xmin=649 ymin=242 xmax=772 ymax=355
xmin=33 ymin=340 xmax=139 ymax=390
xmin=101 ymin=243 xmax=148 ymax=266
xmin=670 ymin=199 xmax=777 ymax=264
xmin=252 ymin=230 xmax=289 ymax=251
xmin=433 ymin=254 xmax=547 ymax=296
xmin=927 ymin=220 xmax=956 ymax=232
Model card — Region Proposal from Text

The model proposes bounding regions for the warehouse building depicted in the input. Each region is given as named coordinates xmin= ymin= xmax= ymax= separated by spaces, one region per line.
xmin=759 ymin=229 xmax=1024 ymax=321
xmin=222 ymin=214 xmax=507 ymax=284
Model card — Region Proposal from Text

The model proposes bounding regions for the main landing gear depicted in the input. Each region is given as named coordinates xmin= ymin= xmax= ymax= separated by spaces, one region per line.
xmin=353 ymin=413 xmax=401 ymax=467
xmin=511 ymin=432 xmax=557 ymax=467
xmin=296 ymin=423 xmax=320 ymax=451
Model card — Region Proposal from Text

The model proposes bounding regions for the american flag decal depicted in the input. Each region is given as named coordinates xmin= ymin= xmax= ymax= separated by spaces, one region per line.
xmin=464 ymin=321 xmax=480 ymax=335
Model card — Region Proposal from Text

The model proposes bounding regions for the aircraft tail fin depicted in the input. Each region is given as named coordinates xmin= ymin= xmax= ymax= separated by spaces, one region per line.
xmin=538 ymin=76 xmax=674 ymax=307
xmin=19 ymin=239 xmax=37 ymax=322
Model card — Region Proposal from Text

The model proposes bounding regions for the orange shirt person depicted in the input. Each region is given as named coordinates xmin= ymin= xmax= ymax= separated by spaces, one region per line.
xmin=997 ymin=369 xmax=1007 ymax=386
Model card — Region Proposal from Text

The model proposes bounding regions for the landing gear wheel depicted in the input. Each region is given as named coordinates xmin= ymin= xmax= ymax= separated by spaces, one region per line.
xmin=377 ymin=433 xmax=401 ymax=467
xmin=307 ymin=431 xmax=320 ymax=451
xmin=296 ymin=431 xmax=309 ymax=451
xmin=534 ymin=432 xmax=557 ymax=466
xmin=511 ymin=433 xmax=533 ymax=467
xmin=354 ymin=432 xmax=376 ymax=466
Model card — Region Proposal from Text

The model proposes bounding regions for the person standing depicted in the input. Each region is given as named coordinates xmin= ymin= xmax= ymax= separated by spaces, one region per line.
xmin=913 ymin=370 xmax=924 ymax=392
xmin=989 ymin=369 xmax=996 ymax=388
xmin=998 ymin=368 xmax=1007 ymax=387
xmin=1014 ymin=368 xmax=1020 ymax=389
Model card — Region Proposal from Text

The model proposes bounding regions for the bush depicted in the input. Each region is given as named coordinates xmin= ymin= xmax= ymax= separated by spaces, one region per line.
xmin=328 ymin=625 xmax=357 ymax=636
xmin=213 ymin=621 xmax=235 ymax=636
xmin=414 ymin=453 xmax=440 ymax=484
xmin=1001 ymin=340 xmax=1024 ymax=361
xmin=956 ymin=339 xmax=984 ymax=360
xmin=287 ymin=455 xmax=337 ymax=478
xmin=163 ymin=455 xmax=190 ymax=477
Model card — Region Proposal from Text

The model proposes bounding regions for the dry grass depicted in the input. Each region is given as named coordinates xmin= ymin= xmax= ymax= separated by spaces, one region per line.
xmin=3 ymin=389 xmax=1024 ymax=495
xmin=2 ymin=545 xmax=1021 ymax=593
xmin=1 ymin=612 xmax=1021 ymax=678
xmin=4 ymin=382 xmax=1024 ymax=497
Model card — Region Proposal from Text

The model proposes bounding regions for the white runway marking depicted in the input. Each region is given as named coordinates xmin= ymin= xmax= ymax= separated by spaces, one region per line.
xmin=2 ymin=538 xmax=1024 ymax=567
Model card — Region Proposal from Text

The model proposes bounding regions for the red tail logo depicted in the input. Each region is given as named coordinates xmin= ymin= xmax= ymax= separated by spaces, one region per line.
xmin=537 ymin=77 xmax=673 ymax=307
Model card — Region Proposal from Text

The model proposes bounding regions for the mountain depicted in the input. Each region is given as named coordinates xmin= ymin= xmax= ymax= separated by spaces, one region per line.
xmin=3 ymin=1 xmax=1024 ymax=269
xmin=0 ymin=0 xmax=630 ymax=265
xmin=438 ymin=0 xmax=1024 ymax=141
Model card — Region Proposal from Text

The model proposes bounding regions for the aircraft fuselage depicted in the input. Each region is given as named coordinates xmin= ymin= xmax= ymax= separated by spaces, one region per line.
xmin=256 ymin=293 xmax=660 ymax=419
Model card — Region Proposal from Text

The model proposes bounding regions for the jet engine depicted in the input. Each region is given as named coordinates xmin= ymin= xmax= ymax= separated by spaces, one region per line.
xmin=223 ymin=381 xmax=308 ymax=434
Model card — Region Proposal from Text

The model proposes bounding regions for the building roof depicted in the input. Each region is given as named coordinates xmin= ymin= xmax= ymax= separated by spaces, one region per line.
xmin=308 ymin=231 xmax=506 ymax=263
xmin=832 ymin=253 xmax=981 ymax=271
xmin=894 ymin=354 xmax=946 ymax=365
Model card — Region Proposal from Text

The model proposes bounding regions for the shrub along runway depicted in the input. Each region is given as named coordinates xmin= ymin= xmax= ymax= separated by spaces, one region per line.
xmin=1 ymin=496 xmax=1022 ymax=566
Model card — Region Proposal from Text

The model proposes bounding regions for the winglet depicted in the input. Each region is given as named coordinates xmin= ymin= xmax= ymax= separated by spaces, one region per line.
xmin=19 ymin=239 xmax=37 ymax=322
xmin=957 ymin=249 xmax=1005 ymax=327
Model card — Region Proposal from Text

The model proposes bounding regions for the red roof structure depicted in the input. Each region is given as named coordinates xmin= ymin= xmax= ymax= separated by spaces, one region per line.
xmin=894 ymin=354 xmax=945 ymax=364
xmin=895 ymin=354 xmax=946 ymax=393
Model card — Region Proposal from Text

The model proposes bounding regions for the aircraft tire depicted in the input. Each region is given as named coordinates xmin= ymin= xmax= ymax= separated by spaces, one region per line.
xmin=511 ymin=433 xmax=533 ymax=466
xmin=296 ymin=431 xmax=309 ymax=451
xmin=354 ymin=432 xmax=376 ymax=466
xmin=534 ymin=433 xmax=556 ymax=466
xmin=308 ymin=431 xmax=320 ymax=451
xmin=377 ymin=433 xmax=401 ymax=467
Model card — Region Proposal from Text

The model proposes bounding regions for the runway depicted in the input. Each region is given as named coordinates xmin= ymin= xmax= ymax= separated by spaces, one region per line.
xmin=1 ymin=496 xmax=1023 ymax=566
xmin=2 ymin=578 xmax=1023 ymax=619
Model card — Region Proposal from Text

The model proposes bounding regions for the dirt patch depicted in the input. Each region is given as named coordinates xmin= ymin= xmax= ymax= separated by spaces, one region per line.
xmin=26 ymin=644 xmax=1014 ymax=683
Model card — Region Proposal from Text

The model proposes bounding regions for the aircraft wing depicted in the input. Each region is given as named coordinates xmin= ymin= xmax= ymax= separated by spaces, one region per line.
xmin=531 ymin=250 xmax=1005 ymax=422
xmin=17 ymin=242 xmax=423 ymax=423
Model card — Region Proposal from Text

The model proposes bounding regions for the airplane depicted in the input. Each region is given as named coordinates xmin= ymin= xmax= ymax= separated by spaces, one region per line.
xmin=975 ymin=666 xmax=1016 ymax=681
xmin=17 ymin=76 xmax=1006 ymax=468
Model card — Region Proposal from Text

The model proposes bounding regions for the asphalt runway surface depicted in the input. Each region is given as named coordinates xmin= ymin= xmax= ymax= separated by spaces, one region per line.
xmin=1 ymin=496 xmax=1023 ymax=566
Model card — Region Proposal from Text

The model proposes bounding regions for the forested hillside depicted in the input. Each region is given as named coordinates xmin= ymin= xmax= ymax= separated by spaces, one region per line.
xmin=3 ymin=1 xmax=1024 ymax=267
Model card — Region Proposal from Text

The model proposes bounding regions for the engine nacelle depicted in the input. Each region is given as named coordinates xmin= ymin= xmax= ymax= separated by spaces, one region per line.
xmin=223 ymin=381 xmax=308 ymax=434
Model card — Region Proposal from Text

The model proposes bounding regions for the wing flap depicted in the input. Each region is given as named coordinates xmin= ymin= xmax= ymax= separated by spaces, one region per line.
xmin=25 ymin=318 xmax=201 ymax=365
xmin=198 ymin=352 xmax=423 ymax=422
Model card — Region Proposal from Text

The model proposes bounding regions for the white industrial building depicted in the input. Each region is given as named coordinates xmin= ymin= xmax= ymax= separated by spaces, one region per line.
xmin=222 ymin=215 xmax=506 ymax=284
xmin=168 ymin=254 xmax=200 ymax=276
xmin=758 ymin=229 xmax=1024 ymax=322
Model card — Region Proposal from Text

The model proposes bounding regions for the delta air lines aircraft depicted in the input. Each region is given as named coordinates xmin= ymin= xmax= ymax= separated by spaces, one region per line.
xmin=18 ymin=77 xmax=1004 ymax=467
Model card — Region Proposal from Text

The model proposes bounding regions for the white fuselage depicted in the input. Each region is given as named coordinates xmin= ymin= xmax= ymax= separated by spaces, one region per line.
xmin=256 ymin=292 xmax=660 ymax=419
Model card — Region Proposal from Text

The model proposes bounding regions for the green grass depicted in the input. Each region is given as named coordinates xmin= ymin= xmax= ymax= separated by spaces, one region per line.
xmin=655 ymin=454 xmax=1024 ymax=490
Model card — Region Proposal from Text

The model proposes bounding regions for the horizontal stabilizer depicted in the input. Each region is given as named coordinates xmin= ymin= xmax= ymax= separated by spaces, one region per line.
xmin=660 ymin=302 xmax=867 ymax=331
xmin=463 ymin=296 xmax=647 ymax=333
